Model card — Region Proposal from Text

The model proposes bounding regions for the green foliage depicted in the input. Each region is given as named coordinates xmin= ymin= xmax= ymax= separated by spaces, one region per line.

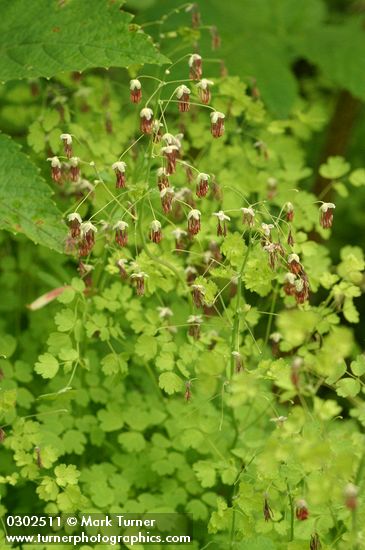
xmin=0 ymin=0 xmax=167 ymax=82
xmin=1 ymin=2 xmax=365 ymax=550
xmin=0 ymin=134 xmax=66 ymax=251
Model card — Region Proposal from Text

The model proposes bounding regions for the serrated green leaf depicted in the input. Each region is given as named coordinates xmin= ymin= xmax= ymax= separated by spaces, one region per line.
xmin=34 ymin=353 xmax=59 ymax=379
xmin=118 ymin=431 xmax=146 ymax=452
xmin=101 ymin=353 xmax=128 ymax=376
xmin=319 ymin=156 xmax=350 ymax=179
xmin=55 ymin=308 xmax=75 ymax=332
xmin=0 ymin=134 xmax=66 ymax=252
xmin=193 ymin=461 xmax=217 ymax=488
xmin=135 ymin=334 xmax=158 ymax=361
xmin=351 ymin=356 xmax=365 ymax=377
xmin=349 ymin=168 xmax=365 ymax=187
xmin=158 ymin=372 xmax=183 ymax=395
xmin=0 ymin=1 xmax=167 ymax=82
xmin=336 ymin=378 xmax=361 ymax=398
xmin=54 ymin=464 xmax=80 ymax=487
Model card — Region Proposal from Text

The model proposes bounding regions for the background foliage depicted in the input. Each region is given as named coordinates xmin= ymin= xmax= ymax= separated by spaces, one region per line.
xmin=1 ymin=1 xmax=365 ymax=549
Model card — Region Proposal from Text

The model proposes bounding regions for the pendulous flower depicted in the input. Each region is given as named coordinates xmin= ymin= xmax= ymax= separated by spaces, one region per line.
xmin=161 ymin=145 xmax=179 ymax=175
xmin=187 ymin=314 xmax=203 ymax=340
xmin=160 ymin=187 xmax=174 ymax=214
xmin=344 ymin=483 xmax=358 ymax=510
xmin=196 ymin=79 xmax=213 ymax=104
xmin=187 ymin=209 xmax=202 ymax=236
xmin=210 ymin=111 xmax=225 ymax=138
xmin=130 ymin=79 xmax=142 ymax=104
xmin=79 ymin=222 xmax=97 ymax=256
xmin=112 ymin=161 xmax=127 ymax=188
xmin=232 ymin=351 xmax=244 ymax=373
xmin=189 ymin=53 xmax=202 ymax=80
xmin=176 ymin=85 xmax=191 ymax=112
xmin=288 ymin=253 xmax=302 ymax=275
xmin=69 ymin=157 xmax=80 ymax=182
xmin=67 ymin=212 xmax=82 ymax=238
xmin=140 ymin=107 xmax=154 ymax=134
xmin=213 ymin=210 xmax=230 ymax=236
xmin=131 ymin=272 xmax=149 ymax=296
xmin=191 ymin=284 xmax=205 ymax=308
xmin=296 ymin=499 xmax=309 ymax=521
xmin=60 ymin=133 xmax=73 ymax=158
xmin=47 ymin=156 xmax=62 ymax=183
xmin=114 ymin=221 xmax=129 ymax=247
xmin=150 ymin=219 xmax=162 ymax=243
xmin=172 ymin=228 xmax=187 ymax=250
xmin=286 ymin=201 xmax=294 ymax=222
xmin=241 ymin=207 xmax=255 ymax=227
xmin=196 ymin=172 xmax=210 ymax=198
xmin=320 ymin=202 xmax=335 ymax=229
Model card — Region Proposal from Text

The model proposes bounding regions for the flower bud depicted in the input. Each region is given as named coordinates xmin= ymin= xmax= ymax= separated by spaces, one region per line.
xmin=189 ymin=54 xmax=203 ymax=80
xmin=196 ymin=172 xmax=210 ymax=197
xmin=47 ymin=156 xmax=62 ymax=183
xmin=185 ymin=381 xmax=192 ymax=401
xmin=67 ymin=212 xmax=82 ymax=238
xmin=210 ymin=111 xmax=225 ymax=138
xmin=191 ymin=284 xmax=205 ymax=308
xmin=157 ymin=167 xmax=170 ymax=190
xmin=176 ymin=85 xmax=191 ymax=112
xmin=160 ymin=187 xmax=174 ymax=214
xmin=232 ymin=351 xmax=244 ymax=373
xmin=320 ymin=202 xmax=335 ymax=229
xmin=187 ymin=314 xmax=202 ymax=339
xmin=241 ymin=207 xmax=255 ymax=227
xmin=161 ymin=145 xmax=179 ymax=175
xmin=213 ymin=210 xmax=230 ymax=236
xmin=310 ymin=533 xmax=321 ymax=550
xmin=185 ymin=265 xmax=197 ymax=284
xmin=263 ymin=493 xmax=273 ymax=521
xmin=172 ymin=228 xmax=187 ymax=251
xmin=140 ymin=107 xmax=154 ymax=134
xmin=112 ymin=161 xmax=127 ymax=189
xmin=294 ymin=275 xmax=310 ymax=304
xmin=286 ymin=202 xmax=294 ymax=222
xmin=261 ymin=223 xmax=274 ymax=238
xmin=69 ymin=156 xmax=80 ymax=182
xmin=116 ymin=258 xmax=128 ymax=280
xmin=187 ymin=209 xmax=201 ymax=236
xmin=130 ymin=79 xmax=142 ymax=104
xmin=344 ymin=483 xmax=358 ymax=510
xmin=79 ymin=222 xmax=97 ymax=256
xmin=196 ymin=79 xmax=213 ymax=104
xmin=150 ymin=219 xmax=162 ymax=243
xmin=288 ymin=253 xmax=302 ymax=275
xmin=210 ymin=26 xmax=221 ymax=50
xmin=114 ymin=221 xmax=129 ymax=247
xmin=60 ymin=133 xmax=73 ymax=158
xmin=295 ymin=499 xmax=309 ymax=521
xmin=190 ymin=3 xmax=200 ymax=28
xmin=131 ymin=272 xmax=149 ymax=296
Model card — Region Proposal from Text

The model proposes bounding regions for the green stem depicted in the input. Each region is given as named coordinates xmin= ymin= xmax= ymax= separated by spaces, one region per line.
xmin=229 ymin=235 xmax=252 ymax=379
xmin=264 ymin=282 xmax=279 ymax=348
xmin=286 ymin=481 xmax=295 ymax=542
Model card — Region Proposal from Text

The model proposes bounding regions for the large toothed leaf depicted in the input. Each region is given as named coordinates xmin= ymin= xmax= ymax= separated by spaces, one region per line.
xmin=0 ymin=0 xmax=167 ymax=82
xmin=0 ymin=133 xmax=66 ymax=252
